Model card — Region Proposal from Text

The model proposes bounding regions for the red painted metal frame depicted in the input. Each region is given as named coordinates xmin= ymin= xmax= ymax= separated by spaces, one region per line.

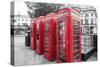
xmin=31 ymin=18 xmax=37 ymax=50
xmin=36 ymin=16 xmax=45 ymax=55
xmin=56 ymin=8 xmax=81 ymax=63
xmin=44 ymin=13 xmax=57 ymax=61
xmin=30 ymin=18 xmax=36 ymax=50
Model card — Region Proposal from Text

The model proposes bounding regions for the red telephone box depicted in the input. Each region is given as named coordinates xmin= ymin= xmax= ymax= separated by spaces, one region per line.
xmin=56 ymin=8 xmax=81 ymax=63
xmin=36 ymin=16 xmax=45 ymax=54
xmin=44 ymin=13 xmax=57 ymax=61
xmin=30 ymin=18 xmax=37 ymax=50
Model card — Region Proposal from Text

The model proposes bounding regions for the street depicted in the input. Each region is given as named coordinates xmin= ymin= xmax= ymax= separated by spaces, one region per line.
xmin=14 ymin=35 xmax=97 ymax=66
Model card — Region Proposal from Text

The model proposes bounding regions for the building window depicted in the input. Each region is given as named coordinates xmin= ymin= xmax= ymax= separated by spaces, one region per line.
xmin=18 ymin=19 xmax=20 ymax=21
xmin=26 ymin=19 xmax=28 ymax=21
xmin=85 ymin=13 xmax=88 ymax=24
xmin=91 ymin=13 xmax=93 ymax=16
xmin=91 ymin=18 xmax=93 ymax=24
xmin=22 ymin=19 xmax=24 ymax=21
xmin=81 ymin=19 xmax=83 ymax=25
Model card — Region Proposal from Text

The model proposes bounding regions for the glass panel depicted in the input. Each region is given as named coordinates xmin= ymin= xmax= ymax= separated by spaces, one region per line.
xmin=73 ymin=20 xmax=80 ymax=61
xmin=44 ymin=20 xmax=50 ymax=51
xmin=57 ymin=19 xmax=67 ymax=62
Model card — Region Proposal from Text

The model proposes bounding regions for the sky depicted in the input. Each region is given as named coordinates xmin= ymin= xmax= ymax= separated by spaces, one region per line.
xmin=14 ymin=1 xmax=29 ymax=16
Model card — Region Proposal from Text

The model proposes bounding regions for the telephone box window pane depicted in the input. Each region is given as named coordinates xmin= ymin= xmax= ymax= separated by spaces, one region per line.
xmin=57 ymin=19 xmax=67 ymax=62
xmin=73 ymin=20 xmax=80 ymax=61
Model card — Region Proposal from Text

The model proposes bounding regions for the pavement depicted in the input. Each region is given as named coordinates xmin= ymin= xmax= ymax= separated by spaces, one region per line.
xmin=14 ymin=35 xmax=97 ymax=66
xmin=14 ymin=35 xmax=55 ymax=66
